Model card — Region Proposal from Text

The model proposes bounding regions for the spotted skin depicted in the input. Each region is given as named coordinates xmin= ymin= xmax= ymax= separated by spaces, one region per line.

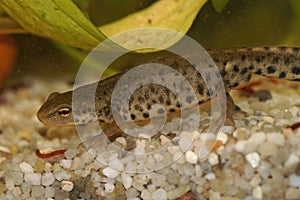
xmin=37 ymin=47 xmax=300 ymax=127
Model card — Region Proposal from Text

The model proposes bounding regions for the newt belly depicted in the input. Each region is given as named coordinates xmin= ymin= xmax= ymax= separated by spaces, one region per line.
xmin=37 ymin=47 xmax=300 ymax=130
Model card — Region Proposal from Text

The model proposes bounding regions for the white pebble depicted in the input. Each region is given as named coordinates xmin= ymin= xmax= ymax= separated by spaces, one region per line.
xmin=12 ymin=187 xmax=22 ymax=197
xmin=45 ymin=186 xmax=55 ymax=198
xmin=179 ymin=136 xmax=192 ymax=152
xmin=152 ymin=188 xmax=167 ymax=200
xmin=61 ymin=180 xmax=74 ymax=192
xmin=285 ymin=154 xmax=300 ymax=168
xmin=208 ymin=153 xmax=219 ymax=166
xmin=103 ymin=167 xmax=119 ymax=179
xmin=32 ymin=186 xmax=45 ymax=197
xmin=289 ymin=174 xmax=300 ymax=187
xmin=41 ymin=173 xmax=55 ymax=186
xmin=217 ymin=132 xmax=229 ymax=144
xmin=185 ymin=151 xmax=198 ymax=164
xmin=104 ymin=182 xmax=115 ymax=193
xmin=109 ymin=158 xmax=124 ymax=171
xmin=205 ymin=172 xmax=216 ymax=180
xmin=235 ymin=140 xmax=247 ymax=152
xmin=249 ymin=132 xmax=266 ymax=144
xmin=267 ymin=133 xmax=285 ymax=146
xmin=173 ymin=152 xmax=185 ymax=164
xmin=121 ymin=172 xmax=133 ymax=190
xmin=252 ymin=186 xmax=263 ymax=199
xmin=154 ymin=153 xmax=164 ymax=162
xmin=60 ymin=159 xmax=72 ymax=169
xmin=151 ymin=173 xmax=166 ymax=187
xmin=24 ymin=173 xmax=41 ymax=185
xmin=19 ymin=161 xmax=33 ymax=173
xmin=141 ymin=189 xmax=152 ymax=199
xmin=220 ymin=126 xmax=234 ymax=134
xmin=246 ymin=152 xmax=260 ymax=168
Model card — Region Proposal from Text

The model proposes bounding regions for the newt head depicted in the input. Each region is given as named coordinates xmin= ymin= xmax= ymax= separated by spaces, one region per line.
xmin=37 ymin=91 xmax=74 ymax=126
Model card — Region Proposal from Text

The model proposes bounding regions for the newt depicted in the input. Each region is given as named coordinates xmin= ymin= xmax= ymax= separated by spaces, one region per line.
xmin=37 ymin=47 xmax=300 ymax=140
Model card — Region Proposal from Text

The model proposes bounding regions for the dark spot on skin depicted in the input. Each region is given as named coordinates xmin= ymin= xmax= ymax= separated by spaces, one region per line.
xmin=152 ymin=99 xmax=157 ymax=104
xmin=166 ymin=99 xmax=171 ymax=106
xmin=223 ymin=61 xmax=227 ymax=66
xmin=255 ymin=69 xmax=262 ymax=75
xmin=241 ymin=54 xmax=246 ymax=61
xmin=278 ymin=71 xmax=286 ymax=78
xmin=176 ymin=102 xmax=182 ymax=108
xmin=224 ymin=79 xmax=230 ymax=86
xmin=272 ymin=56 xmax=280 ymax=64
xmin=99 ymin=119 xmax=105 ymax=123
xmin=138 ymin=96 xmax=144 ymax=102
xmin=221 ymin=70 xmax=227 ymax=76
xmin=169 ymin=108 xmax=176 ymax=113
xmin=233 ymin=65 xmax=239 ymax=72
xmin=159 ymin=96 xmax=164 ymax=103
xmin=134 ymin=104 xmax=141 ymax=111
xmin=198 ymin=100 xmax=204 ymax=105
xmin=241 ymin=68 xmax=248 ymax=75
xmin=284 ymin=57 xmax=291 ymax=65
xmin=292 ymin=78 xmax=300 ymax=82
xmin=157 ymin=108 xmax=165 ymax=114
xmin=148 ymin=19 xmax=152 ymax=24
xmin=147 ymin=103 xmax=151 ymax=110
xmin=292 ymin=66 xmax=300 ymax=75
xmin=130 ymin=114 xmax=136 ymax=120
xmin=255 ymin=57 xmax=261 ymax=63
xmin=198 ymin=84 xmax=204 ymax=95
xmin=231 ymin=82 xmax=239 ymax=88
xmin=234 ymin=105 xmax=241 ymax=111
xmin=249 ymin=65 xmax=254 ymax=70
xmin=267 ymin=66 xmax=276 ymax=74
xmin=246 ymin=74 xmax=252 ymax=81
xmin=143 ymin=113 xmax=149 ymax=118
xmin=185 ymin=96 xmax=194 ymax=104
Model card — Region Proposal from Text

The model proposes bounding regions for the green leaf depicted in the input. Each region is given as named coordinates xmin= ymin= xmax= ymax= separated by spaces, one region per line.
xmin=0 ymin=0 xmax=107 ymax=49
xmin=99 ymin=0 xmax=208 ymax=53
xmin=211 ymin=0 xmax=229 ymax=13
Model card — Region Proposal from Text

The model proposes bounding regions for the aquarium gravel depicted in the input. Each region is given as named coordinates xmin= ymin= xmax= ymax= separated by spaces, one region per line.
xmin=1 ymin=76 xmax=300 ymax=199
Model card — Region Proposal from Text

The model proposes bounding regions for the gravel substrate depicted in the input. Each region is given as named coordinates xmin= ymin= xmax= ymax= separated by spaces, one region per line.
xmin=1 ymin=76 xmax=300 ymax=199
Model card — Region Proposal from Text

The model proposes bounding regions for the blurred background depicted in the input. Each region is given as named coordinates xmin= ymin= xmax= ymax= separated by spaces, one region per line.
xmin=2 ymin=0 xmax=300 ymax=83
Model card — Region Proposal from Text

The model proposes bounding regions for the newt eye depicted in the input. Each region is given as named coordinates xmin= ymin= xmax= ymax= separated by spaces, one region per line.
xmin=57 ymin=107 xmax=71 ymax=117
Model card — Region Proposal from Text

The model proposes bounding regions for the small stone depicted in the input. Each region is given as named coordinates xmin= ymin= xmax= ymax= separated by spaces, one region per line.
xmin=121 ymin=172 xmax=132 ymax=190
xmin=249 ymin=132 xmax=266 ymax=144
xmin=11 ymin=172 xmax=23 ymax=185
xmin=173 ymin=152 xmax=185 ymax=164
xmin=288 ymin=174 xmax=300 ymax=187
xmin=284 ymin=153 xmax=300 ymax=169
xmin=179 ymin=136 xmax=192 ymax=152
xmin=205 ymin=172 xmax=216 ymax=180
xmin=246 ymin=152 xmax=260 ymax=168
xmin=44 ymin=162 xmax=53 ymax=172
xmin=267 ymin=133 xmax=285 ymax=146
xmin=60 ymin=159 xmax=72 ymax=169
xmin=217 ymin=132 xmax=229 ymax=144
xmin=154 ymin=153 xmax=164 ymax=162
xmin=103 ymin=167 xmax=119 ymax=179
xmin=104 ymin=182 xmax=115 ymax=193
xmin=252 ymin=186 xmax=263 ymax=199
xmin=24 ymin=173 xmax=41 ymax=185
xmin=45 ymin=186 xmax=55 ymax=198
xmin=31 ymin=185 xmax=45 ymax=197
xmin=151 ymin=173 xmax=166 ymax=187
xmin=61 ymin=180 xmax=74 ymax=192
xmin=109 ymin=158 xmax=124 ymax=171
xmin=71 ymin=157 xmax=84 ymax=170
xmin=12 ymin=187 xmax=22 ymax=197
xmin=141 ymin=189 xmax=152 ymax=199
xmin=220 ymin=126 xmax=234 ymax=134
xmin=208 ymin=153 xmax=219 ymax=166
xmin=152 ymin=188 xmax=167 ymax=200
xmin=19 ymin=161 xmax=34 ymax=173
xmin=235 ymin=140 xmax=247 ymax=152
xmin=41 ymin=172 xmax=55 ymax=186
xmin=285 ymin=187 xmax=300 ymax=199
xmin=185 ymin=150 xmax=198 ymax=164
xmin=250 ymin=174 xmax=261 ymax=187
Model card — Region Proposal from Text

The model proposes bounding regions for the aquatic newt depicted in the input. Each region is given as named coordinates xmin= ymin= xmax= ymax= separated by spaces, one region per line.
xmin=37 ymin=47 xmax=300 ymax=135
